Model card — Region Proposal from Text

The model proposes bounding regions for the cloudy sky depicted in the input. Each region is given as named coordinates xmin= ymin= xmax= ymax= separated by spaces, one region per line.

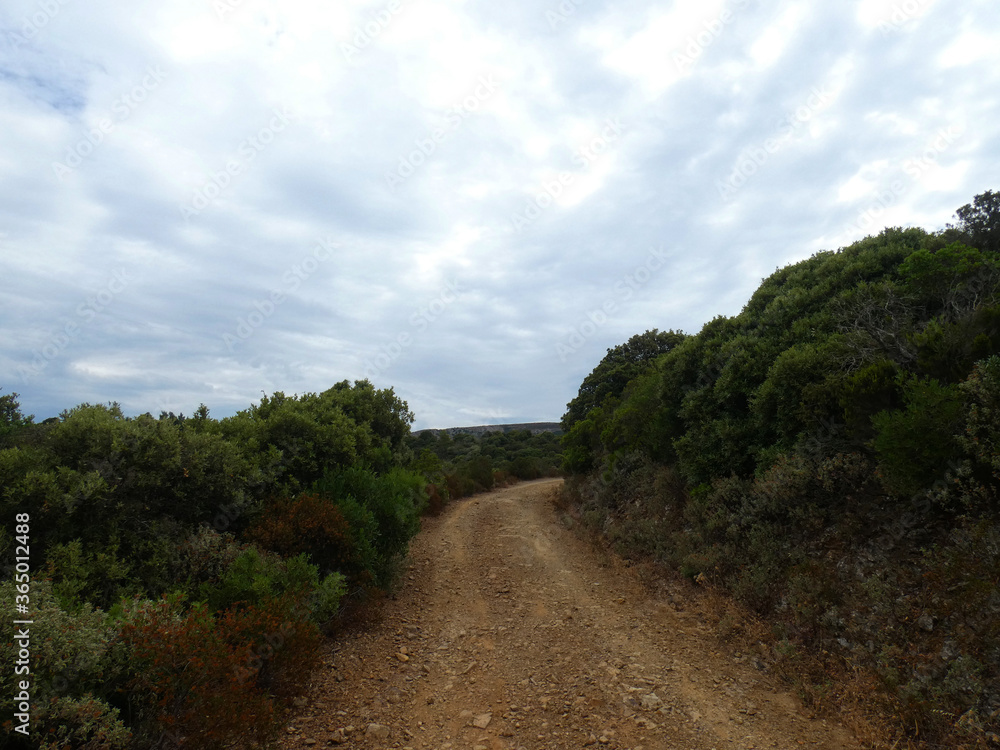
xmin=1 ymin=0 xmax=998 ymax=429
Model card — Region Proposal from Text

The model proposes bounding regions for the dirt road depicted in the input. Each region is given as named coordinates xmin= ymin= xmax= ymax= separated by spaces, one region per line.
xmin=280 ymin=478 xmax=859 ymax=750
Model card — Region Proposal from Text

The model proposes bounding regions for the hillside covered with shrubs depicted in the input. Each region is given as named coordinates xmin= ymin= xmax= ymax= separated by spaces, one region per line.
xmin=0 ymin=381 xmax=428 ymax=749
xmin=408 ymin=427 xmax=563 ymax=509
xmin=560 ymin=190 xmax=1000 ymax=748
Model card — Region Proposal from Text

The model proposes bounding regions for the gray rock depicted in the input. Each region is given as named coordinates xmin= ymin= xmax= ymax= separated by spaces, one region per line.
xmin=640 ymin=692 xmax=663 ymax=710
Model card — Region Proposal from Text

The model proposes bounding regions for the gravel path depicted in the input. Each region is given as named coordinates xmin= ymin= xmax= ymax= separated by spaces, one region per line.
xmin=280 ymin=478 xmax=858 ymax=750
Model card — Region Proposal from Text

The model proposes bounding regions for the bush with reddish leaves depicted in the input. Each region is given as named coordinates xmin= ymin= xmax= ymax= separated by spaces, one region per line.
xmin=245 ymin=492 xmax=359 ymax=577
xmin=219 ymin=593 xmax=320 ymax=700
xmin=119 ymin=595 xmax=272 ymax=749
xmin=119 ymin=591 xmax=320 ymax=750
xmin=424 ymin=482 xmax=447 ymax=515
xmin=445 ymin=470 xmax=477 ymax=500
xmin=248 ymin=469 xmax=427 ymax=593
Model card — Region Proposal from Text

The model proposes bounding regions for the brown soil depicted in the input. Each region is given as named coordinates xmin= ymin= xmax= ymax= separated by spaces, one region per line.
xmin=279 ymin=478 xmax=860 ymax=750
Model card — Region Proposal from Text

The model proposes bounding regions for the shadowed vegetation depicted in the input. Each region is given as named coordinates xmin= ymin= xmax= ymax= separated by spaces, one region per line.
xmin=560 ymin=191 xmax=1000 ymax=749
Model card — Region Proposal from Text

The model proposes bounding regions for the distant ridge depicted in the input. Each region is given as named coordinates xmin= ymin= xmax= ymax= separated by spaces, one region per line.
xmin=414 ymin=421 xmax=562 ymax=437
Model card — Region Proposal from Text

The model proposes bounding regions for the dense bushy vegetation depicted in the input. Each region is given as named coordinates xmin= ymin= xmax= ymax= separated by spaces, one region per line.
xmin=407 ymin=427 xmax=563 ymax=509
xmin=0 ymin=381 xmax=426 ymax=749
xmin=561 ymin=191 xmax=1000 ymax=748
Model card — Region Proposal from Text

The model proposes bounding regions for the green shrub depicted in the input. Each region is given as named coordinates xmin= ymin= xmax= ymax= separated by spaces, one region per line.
xmin=175 ymin=532 xmax=347 ymax=629
xmin=33 ymin=695 xmax=132 ymax=750
xmin=0 ymin=579 xmax=128 ymax=748
xmin=309 ymin=571 xmax=348 ymax=626
xmin=872 ymin=375 xmax=964 ymax=498
xmin=314 ymin=467 xmax=426 ymax=589
xmin=203 ymin=547 xmax=315 ymax=611
xmin=42 ymin=539 xmax=133 ymax=610
xmin=0 ymin=392 xmax=33 ymax=449
xmin=170 ymin=526 xmax=247 ymax=592
xmin=220 ymin=381 xmax=415 ymax=491
xmin=959 ymin=356 xmax=1000 ymax=500
xmin=463 ymin=455 xmax=495 ymax=491
xmin=0 ymin=382 xmax=420 ymax=748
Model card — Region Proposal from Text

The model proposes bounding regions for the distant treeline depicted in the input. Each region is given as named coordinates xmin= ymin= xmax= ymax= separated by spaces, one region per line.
xmin=414 ymin=421 xmax=562 ymax=437
xmin=560 ymin=190 xmax=1000 ymax=748
xmin=0 ymin=382 xmax=427 ymax=749
xmin=408 ymin=427 xmax=563 ymax=508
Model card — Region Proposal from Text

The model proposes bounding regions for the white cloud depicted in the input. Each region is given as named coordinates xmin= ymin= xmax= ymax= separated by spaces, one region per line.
xmin=585 ymin=0 xmax=730 ymax=97
xmin=855 ymin=0 xmax=939 ymax=32
xmin=938 ymin=30 xmax=1000 ymax=68
xmin=837 ymin=161 xmax=891 ymax=203
xmin=747 ymin=4 xmax=806 ymax=70
xmin=1 ymin=0 xmax=998 ymax=427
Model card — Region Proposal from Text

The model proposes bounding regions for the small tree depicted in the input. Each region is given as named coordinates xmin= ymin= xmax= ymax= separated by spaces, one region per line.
xmin=952 ymin=189 xmax=1000 ymax=254
xmin=0 ymin=391 xmax=32 ymax=447
xmin=563 ymin=329 xmax=686 ymax=429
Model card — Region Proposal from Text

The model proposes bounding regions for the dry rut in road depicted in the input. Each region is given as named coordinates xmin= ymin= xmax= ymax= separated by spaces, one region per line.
xmin=281 ymin=478 xmax=859 ymax=750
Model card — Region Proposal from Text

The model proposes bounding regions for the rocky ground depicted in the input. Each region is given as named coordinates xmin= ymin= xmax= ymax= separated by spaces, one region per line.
xmin=279 ymin=478 xmax=859 ymax=750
